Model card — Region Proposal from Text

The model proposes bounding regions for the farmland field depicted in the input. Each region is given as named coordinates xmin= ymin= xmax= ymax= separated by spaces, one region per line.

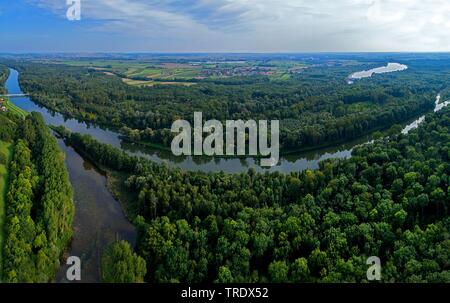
xmin=121 ymin=78 xmax=196 ymax=87
xmin=56 ymin=58 xmax=309 ymax=82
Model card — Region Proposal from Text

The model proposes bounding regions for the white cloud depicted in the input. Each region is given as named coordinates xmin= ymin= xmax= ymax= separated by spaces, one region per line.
xmin=28 ymin=0 xmax=450 ymax=51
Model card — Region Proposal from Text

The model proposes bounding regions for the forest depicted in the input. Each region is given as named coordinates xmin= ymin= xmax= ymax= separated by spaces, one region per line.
xmin=101 ymin=241 xmax=147 ymax=283
xmin=56 ymin=106 xmax=450 ymax=283
xmin=0 ymin=66 xmax=8 ymax=95
xmin=1 ymin=56 xmax=449 ymax=283
xmin=4 ymin=57 xmax=448 ymax=151
xmin=0 ymin=111 xmax=74 ymax=282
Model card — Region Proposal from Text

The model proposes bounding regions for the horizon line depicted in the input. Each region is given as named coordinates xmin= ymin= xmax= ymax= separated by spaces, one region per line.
xmin=1 ymin=51 xmax=450 ymax=55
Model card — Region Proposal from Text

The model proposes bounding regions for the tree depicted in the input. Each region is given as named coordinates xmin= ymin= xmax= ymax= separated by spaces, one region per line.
xmin=101 ymin=241 xmax=147 ymax=283
xmin=268 ymin=261 xmax=289 ymax=283
xmin=3 ymin=113 xmax=74 ymax=283
xmin=0 ymin=150 xmax=6 ymax=165
xmin=217 ymin=266 xmax=234 ymax=283
xmin=291 ymin=258 xmax=310 ymax=282
xmin=50 ymin=89 xmax=450 ymax=283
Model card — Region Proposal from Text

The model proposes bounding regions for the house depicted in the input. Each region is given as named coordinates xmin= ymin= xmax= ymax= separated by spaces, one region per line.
xmin=0 ymin=106 xmax=7 ymax=112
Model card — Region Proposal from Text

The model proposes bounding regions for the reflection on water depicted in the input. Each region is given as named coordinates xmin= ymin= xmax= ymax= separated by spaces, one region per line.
xmin=6 ymin=67 xmax=447 ymax=282
xmin=54 ymin=141 xmax=136 ymax=283
xmin=8 ymin=68 xmax=445 ymax=174
xmin=82 ymin=159 xmax=95 ymax=171
xmin=348 ymin=63 xmax=408 ymax=84
xmin=402 ymin=94 xmax=449 ymax=134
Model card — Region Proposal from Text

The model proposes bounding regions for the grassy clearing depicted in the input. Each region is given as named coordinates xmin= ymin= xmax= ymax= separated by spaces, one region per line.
xmin=121 ymin=78 xmax=155 ymax=86
xmin=5 ymin=99 xmax=28 ymax=118
xmin=0 ymin=140 xmax=12 ymax=280
xmin=121 ymin=78 xmax=196 ymax=87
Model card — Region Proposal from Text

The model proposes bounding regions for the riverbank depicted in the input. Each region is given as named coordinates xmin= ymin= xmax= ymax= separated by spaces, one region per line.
xmin=19 ymin=78 xmax=433 ymax=160
xmin=54 ymin=138 xmax=137 ymax=283
xmin=7 ymin=68 xmax=440 ymax=173
xmin=54 ymin=130 xmax=139 ymax=222
xmin=30 ymin=87 xmax=435 ymax=158
xmin=4 ymin=98 xmax=28 ymax=118
xmin=3 ymin=68 xmax=136 ymax=283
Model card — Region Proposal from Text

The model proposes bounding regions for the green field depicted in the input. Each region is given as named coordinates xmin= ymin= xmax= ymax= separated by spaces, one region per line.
xmin=0 ymin=140 xmax=12 ymax=280
xmin=122 ymin=78 xmax=196 ymax=87
xmin=5 ymin=99 xmax=28 ymax=118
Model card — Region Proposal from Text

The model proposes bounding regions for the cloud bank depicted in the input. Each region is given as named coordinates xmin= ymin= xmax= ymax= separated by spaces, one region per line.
xmin=28 ymin=0 xmax=450 ymax=51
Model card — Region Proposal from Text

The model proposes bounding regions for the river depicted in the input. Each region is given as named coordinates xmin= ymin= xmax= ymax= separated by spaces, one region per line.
xmin=347 ymin=62 xmax=408 ymax=84
xmin=54 ymin=141 xmax=136 ymax=283
xmin=6 ymin=68 xmax=448 ymax=173
xmin=5 ymin=68 xmax=356 ymax=174
xmin=5 ymin=69 xmax=136 ymax=283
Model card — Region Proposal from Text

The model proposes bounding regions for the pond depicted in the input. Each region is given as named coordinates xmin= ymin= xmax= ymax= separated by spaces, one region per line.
xmin=347 ymin=62 xmax=408 ymax=84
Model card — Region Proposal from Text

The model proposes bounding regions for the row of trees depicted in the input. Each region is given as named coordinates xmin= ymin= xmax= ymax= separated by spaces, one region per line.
xmin=0 ymin=113 xmax=21 ymax=142
xmin=2 ymin=113 xmax=74 ymax=282
xmin=5 ymin=58 xmax=445 ymax=151
xmin=61 ymin=107 xmax=450 ymax=283
xmin=0 ymin=66 xmax=8 ymax=95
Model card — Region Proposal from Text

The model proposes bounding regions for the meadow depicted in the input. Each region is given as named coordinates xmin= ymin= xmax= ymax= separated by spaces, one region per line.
xmin=5 ymin=99 xmax=28 ymax=118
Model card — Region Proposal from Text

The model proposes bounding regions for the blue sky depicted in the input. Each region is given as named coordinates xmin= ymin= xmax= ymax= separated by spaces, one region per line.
xmin=1 ymin=0 xmax=450 ymax=52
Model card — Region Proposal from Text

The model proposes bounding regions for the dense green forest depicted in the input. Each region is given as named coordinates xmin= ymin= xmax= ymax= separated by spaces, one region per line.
xmin=1 ymin=56 xmax=449 ymax=283
xmin=57 ymin=107 xmax=450 ymax=283
xmin=5 ymin=58 xmax=447 ymax=151
xmin=0 ymin=66 xmax=8 ymax=95
xmin=0 ymin=112 xmax=74 ymax=282
xmin=101 ymin=241 xmax=147 ymax=283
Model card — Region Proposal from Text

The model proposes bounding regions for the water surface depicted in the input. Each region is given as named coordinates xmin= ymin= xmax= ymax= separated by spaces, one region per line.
xmin=55 ymin=141 xmax=136 ymax=283
xmin=348 ymin=62 xmax=408 ymax=84
xmin=8 ymin=68 xmax=447 ymax=174
xmin=402 ymin=94 xmax=450 ymax=134
xmin=6 ymin=67 xmax=449 ymax=283
xmin=6 ymin=69 xmax=136 ymax=283
xmin=6 ymin=68 xmax=354 ymax=173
